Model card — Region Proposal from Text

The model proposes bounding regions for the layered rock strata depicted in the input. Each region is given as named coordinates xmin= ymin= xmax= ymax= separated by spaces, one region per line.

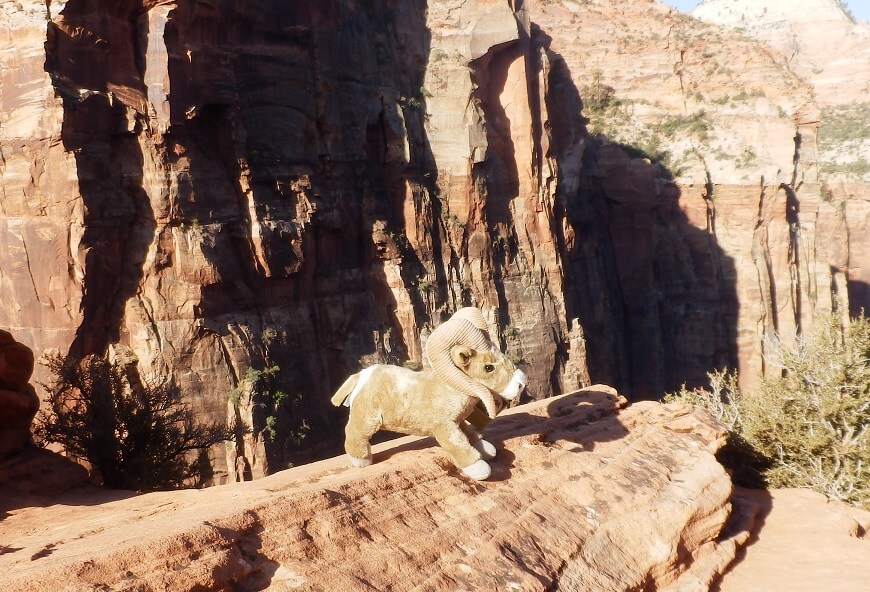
xmin=692 ymin=0 xmax=870 ymax=320
xmin=0 ymin=387 xmax=750 ymax=592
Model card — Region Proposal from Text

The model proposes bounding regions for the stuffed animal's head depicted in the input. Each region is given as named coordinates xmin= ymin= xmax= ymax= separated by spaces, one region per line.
xmin=426 ymin=307 xmax=528 ymax=418
xmin=450 ymin=345 xmax=526 ymax=402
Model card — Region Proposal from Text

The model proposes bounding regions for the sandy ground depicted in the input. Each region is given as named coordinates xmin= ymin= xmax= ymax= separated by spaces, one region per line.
xmin=716 ymin=488 xmax=870 ymax=592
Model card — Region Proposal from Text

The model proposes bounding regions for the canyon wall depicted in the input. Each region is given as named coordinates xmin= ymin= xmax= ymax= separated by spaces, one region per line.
xmin=693 ymin=0 xmax=870 ymax=322
xmin=0 ymin=0 xmax=860 ymax=481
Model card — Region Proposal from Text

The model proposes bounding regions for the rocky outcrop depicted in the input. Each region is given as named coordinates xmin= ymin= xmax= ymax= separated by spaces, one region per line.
xmin=0 ymin=329 xmax=90 ymax=496
xmin=0 ymin=0 xmax=863 ymax=478
xmin=693 ymin=0 xmax=870 ymax=107
xmin=0 ymin=330 xmax=39 ymax=459
xmin=531 ymin=0 xmax=847 ymax=394
xmin=0 ymin=387 xmax=751 ymax=591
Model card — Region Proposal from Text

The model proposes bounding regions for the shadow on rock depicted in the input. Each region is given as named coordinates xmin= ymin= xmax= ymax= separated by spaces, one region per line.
xmin=0 ymin=447 xmax=133 ymax=521
xmin=709 ymin=488 xmax=774 ymax=592
xmin=370 ymin=387 xmax=628 ymax=484
xmin=483 ymin=388 xmax=629 ymax=482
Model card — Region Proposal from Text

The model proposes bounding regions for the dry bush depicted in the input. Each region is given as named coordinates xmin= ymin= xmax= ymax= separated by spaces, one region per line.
xmin=666 ymin=315 xmax=870 ymax=509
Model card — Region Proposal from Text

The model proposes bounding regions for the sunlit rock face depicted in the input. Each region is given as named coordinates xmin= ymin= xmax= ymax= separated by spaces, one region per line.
xmin=693 ymin=0 xmax=870 ymax=322
xmin=0 ymin=0 xmax=861 ymax=480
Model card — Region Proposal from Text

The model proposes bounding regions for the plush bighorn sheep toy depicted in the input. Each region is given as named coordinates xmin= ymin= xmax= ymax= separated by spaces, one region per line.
xmin=331 ymin=307 xmax=527 ymax=480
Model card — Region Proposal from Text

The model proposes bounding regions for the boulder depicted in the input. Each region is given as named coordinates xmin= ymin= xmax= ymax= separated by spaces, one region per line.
xmin=0 ymin=331 xmax=35 ymax=391
xmin=0 ymin=332 xmax=38 ymax=459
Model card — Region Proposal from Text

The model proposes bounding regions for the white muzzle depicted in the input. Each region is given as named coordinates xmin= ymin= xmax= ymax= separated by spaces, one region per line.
xmin=499 ymin=369 xmax=527 ymax=401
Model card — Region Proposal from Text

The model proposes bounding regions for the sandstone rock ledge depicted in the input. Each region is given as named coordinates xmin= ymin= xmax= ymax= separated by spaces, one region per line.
xmin=0 ymin=386 xmax=744 ymax=592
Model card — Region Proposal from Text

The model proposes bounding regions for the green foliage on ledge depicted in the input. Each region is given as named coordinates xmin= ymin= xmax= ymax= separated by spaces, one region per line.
xmin=667 ymin=314 xmax=870 ymax=510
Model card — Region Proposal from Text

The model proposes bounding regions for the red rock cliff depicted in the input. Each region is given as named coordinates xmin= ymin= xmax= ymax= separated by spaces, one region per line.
xmin=0 ymin=0 xmax=860 ymax=480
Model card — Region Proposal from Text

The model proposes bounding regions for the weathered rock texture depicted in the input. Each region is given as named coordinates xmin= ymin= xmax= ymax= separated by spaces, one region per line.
xmin=0 ymin=0 xmax=865 ymax=478
xmin=0 ymin=387 xmax=749 ymax=591
xmin=693 ymin=0 xmax=870 ymax=107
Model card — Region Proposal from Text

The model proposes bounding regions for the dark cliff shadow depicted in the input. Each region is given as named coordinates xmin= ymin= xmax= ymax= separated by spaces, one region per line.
xmin=153 ymin=1 xmax=440 ymax=472
xmin=533 ymin=27 xmax=740 ymax=399
xmin=848 ymin=279 xmax=870 ymax=319
xmin=205 ymin=515 xmax=281 ymax=591
xmin=44 ymin=4 xmax=157 ymax=359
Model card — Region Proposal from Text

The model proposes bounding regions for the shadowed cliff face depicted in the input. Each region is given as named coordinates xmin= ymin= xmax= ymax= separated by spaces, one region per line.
xmin=40 ymin=0 xmax=444 ymax=480
xmin=539 ymin=39 xmax=738 ymax=399
xmin=0 ymin=0 xmax=851 ymax=481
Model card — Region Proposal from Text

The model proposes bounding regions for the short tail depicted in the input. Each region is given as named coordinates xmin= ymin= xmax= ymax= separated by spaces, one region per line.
xmin=330 ymin=373 xmax=360 ymax=407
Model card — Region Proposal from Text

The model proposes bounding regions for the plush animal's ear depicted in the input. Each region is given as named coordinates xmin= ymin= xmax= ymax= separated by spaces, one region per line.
xmin=450 ymin=345 xmax=475 ymax=369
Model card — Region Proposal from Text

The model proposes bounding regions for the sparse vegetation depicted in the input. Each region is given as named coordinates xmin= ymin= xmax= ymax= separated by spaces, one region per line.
xmin=821 ymin=158 xmax=870 ymax=178
xmin=228 ymin=363 xmax=312 ymax=450
xmin=416 ymin=276 xmax=434 ymax=294
xmin=819 ymin=103 xmax=870 ymax=144
xmin=441 ymin=211 xmax=465 ymax=231
xmin=656 ymin=110 xmax=711 ymax=142
xmin=581 ymin=70 xmax=617 ymax=113
xmin=34 ymin=354 xmax=239 ymax=491
xmin=735 ymin=147 xmax=758 ymax=169
xmin=502 ymin=324 xmax=520 ymax=340
xmin=666 ymin=315 xmax=870 ymax=510
xmin=835 ymin=0 xmax=856 ymax=23
xmin=818 ymin=102 xmax=870 ymax=179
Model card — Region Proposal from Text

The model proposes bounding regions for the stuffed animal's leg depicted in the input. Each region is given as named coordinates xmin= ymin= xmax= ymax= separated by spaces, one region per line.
xmin=460 ymin=421 xmax=497 ymax=460
xmin=432 ymin=422 xmax=490 ymax=480
xmin=344 ymin=410 xmax=380 ymax=468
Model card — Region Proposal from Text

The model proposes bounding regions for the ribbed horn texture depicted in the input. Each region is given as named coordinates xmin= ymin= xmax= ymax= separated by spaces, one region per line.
xmin=425 ymin=310 xmax=499 ymax=418
xmin=451 ymin=307 xmax=494 ymax=344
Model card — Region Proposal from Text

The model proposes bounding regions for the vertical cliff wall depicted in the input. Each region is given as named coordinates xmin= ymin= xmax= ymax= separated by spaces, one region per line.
xmin=0 ymin=0 xmax=856 ymax=481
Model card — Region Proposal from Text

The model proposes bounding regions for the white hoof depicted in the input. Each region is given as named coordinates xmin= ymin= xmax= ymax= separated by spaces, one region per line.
xmin=348 ymin=455 xmax=372 ymax=468
xmin=473 ymin=439 xmax=497 ymax=460
xmin=461 ymin=459 xmax=491 ymax=480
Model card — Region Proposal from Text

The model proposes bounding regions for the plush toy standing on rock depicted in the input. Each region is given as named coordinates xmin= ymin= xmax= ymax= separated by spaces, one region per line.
xmin=331 ymin=307 xmax=527 ymax=480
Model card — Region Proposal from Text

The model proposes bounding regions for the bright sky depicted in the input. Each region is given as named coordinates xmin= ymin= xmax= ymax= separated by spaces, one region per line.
xmin=660 ymin=0 xmax=870 ymax=22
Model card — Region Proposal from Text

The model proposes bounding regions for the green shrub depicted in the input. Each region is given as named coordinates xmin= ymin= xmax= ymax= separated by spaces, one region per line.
xmin=666 ymin=315 xmax=870 ymax=509
xmin=34 ymin=354 xmax=240 ymax=491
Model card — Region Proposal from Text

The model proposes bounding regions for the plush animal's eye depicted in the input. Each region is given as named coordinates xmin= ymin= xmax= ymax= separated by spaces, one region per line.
xmin=484 ymin=364 xmax=495 ymax=373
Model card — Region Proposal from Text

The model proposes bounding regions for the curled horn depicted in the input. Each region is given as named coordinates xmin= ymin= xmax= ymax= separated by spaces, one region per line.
xmin=425 ymin=308 xmax=500 ymax=419
xmin=451 ymin=307 xmax=495 ymax=346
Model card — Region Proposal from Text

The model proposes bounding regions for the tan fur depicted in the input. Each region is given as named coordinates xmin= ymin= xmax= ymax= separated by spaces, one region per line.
xmin=331 ymin=347 xmax=518 ymax=476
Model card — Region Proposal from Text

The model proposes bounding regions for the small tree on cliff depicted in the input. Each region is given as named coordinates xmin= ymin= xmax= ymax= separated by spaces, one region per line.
xmin=34 ymin=354 xmax=239 ymax=491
